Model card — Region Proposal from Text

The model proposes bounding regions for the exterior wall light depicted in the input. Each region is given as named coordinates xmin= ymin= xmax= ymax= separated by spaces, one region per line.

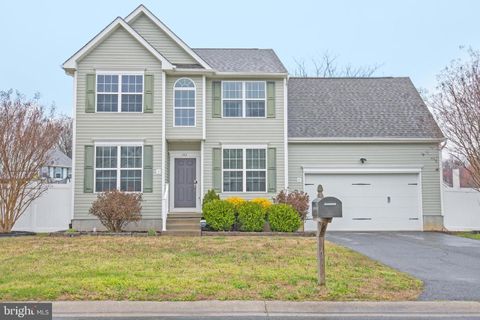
xmin=360 ymin=158 xmax=367 ymax=164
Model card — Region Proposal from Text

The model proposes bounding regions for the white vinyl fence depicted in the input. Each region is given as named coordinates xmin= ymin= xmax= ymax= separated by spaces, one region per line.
xmin=443 ymin=169 xmax=480 ymax=231
xmin=12 ymin=183 xmax=72 ymax=232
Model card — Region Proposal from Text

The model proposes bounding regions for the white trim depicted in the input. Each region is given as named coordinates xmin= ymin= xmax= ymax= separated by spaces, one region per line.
xmin=92 ymin=138 xmax=146 ymax=143
xmin=418 ymin=171 xmax=425 ymax=230
xmin=62 ymin=17 xmax=173 ymax=71
xmin=124 ymin=5 xmax=212 ymax=70
xmin=94 ymin=140 xmax=144 ymax=146
xmin=202 ymin=75 xmax=206 ymax=140
xmin=438 ymin=148 xmax=444 ymax=218
xmin=221 ymin=145 xmax=268 ymax=194
xmin=95 ymin=72 xmax=144 ymax=113
xmin=200 ymin=141 xmax=205 ymax=203
xmin=302 ymin=166 xmax=423 ymax=175
xmin=221 ymin=81 xmax=267 ymax=118
xmin=283 ymin=77 xmax=288 ymax=190
xmin=172 ymin=78 xmax=196 ymax=127
xmin=70 ymin=71 xmax=77 ymax=221
xmin=161 ymin=72 xmax=167 ymax=208
xmin=214 ymin=72 xmax=289 ymax=77
xmin=169 ymin=151 xmax=201 ymax=213
xmin=288 ymin=137 xmax=446 ymax=143
xmin=93 ymin=143 xmax=144 ymax=193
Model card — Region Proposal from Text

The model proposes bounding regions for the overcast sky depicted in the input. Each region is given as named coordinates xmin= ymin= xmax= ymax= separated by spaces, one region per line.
xmin=0 ymin=0 xmax=479 ymax=115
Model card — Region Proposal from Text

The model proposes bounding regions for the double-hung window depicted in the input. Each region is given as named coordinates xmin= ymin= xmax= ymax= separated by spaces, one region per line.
xmin=174 ymin=78 xmax=196 ymax=126
xmin=222 ymin=147 xmax=267 ymax=192
xmin=222 ymin=81 xmax=266 ymax=118
xmin=97 ymin=74 xmax=143 ymax=112
xmin=95 ymin=145 xmax=143 ymax=192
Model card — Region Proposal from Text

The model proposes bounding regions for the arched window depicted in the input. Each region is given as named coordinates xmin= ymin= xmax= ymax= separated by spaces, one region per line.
xmin=174 ymin=78 xmax=196 ymax=126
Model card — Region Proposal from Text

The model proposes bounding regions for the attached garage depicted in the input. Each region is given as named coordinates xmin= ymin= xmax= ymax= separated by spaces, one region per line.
xmin=287 ymin=77 xmax=445 ymax=231
xmin=303 ymin=170 xmax=422 ymax=231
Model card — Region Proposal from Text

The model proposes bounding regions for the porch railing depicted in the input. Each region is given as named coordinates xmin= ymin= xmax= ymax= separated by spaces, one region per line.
xmin=162 ymin=183 xmax=169 ymax=231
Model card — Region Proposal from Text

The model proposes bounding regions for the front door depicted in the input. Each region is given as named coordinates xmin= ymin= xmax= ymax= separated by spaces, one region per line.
xmin=174 ymin=158 xmax=197 ymax=208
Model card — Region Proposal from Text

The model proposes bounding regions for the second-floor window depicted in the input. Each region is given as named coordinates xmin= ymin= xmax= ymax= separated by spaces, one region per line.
xmin=222 ymin=81 xmax=266 ymax=118
xmin=174 ymin=78 xmax=196 ymax=126
xmin=96 ymin=74 xmax=143 ymax=112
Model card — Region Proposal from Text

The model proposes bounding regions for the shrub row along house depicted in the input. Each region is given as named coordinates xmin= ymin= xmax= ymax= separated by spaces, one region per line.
xmin=63 ymin=5 xmax=444 ymax=233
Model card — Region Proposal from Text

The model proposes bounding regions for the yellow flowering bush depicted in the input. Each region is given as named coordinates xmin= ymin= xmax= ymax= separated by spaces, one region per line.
xmin=225 ymin=196 xmax=246 ymax=209
xmin=251 ymin=198 xmax=272 ymax=210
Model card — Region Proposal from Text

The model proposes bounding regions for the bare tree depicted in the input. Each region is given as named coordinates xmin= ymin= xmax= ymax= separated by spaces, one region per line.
xmin=430 ymin=49 xmax=480 ymax=190
xmin=294 ymin=51 xmax=382 ymax=77
xmin=56 ymin=115 xmax=73 ymax=158
xmin=0 ymin=90 xmax=62 ymax=232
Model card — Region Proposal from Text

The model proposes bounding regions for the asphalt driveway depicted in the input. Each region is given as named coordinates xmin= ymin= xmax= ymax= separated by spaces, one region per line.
xmin=327 ymin=232 xmax=480 ymax=301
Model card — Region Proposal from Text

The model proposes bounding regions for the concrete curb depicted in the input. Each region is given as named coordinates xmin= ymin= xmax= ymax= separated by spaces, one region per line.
xmin=49 ymin=301 xmax=480 ymax=317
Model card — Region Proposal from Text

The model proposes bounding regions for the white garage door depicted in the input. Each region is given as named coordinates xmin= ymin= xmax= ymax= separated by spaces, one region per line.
xmin=304 ymin=173 xmax=422 ymax=231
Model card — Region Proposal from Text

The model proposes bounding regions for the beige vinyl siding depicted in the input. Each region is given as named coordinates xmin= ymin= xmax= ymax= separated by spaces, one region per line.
xmin=74 ymin=26 xmax=163 ymax=219
xmin=165 ymin=75 xmax=203 ymax=139
xmin=203 ymin=78 xmax=286 ymax=200
xmin=288 ymin=143 xmax=442 ymax=216
xmin=128 ymin=13 xmax=197 ymax=65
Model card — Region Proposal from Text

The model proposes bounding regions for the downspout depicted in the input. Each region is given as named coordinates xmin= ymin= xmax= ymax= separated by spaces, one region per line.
xmin=284 ymin=77 xmax=289 ymax=190
xmin=70 ymin=71 xmax=77 ymax=223
xmin=161 ymin=71 xmax=167 ymax=219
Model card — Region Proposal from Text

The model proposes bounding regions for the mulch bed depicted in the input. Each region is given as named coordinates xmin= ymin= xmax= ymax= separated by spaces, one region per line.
xmin=0 ymin=231 xmax=36 ymax=238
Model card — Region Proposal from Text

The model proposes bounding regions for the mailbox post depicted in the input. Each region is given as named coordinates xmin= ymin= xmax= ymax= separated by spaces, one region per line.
xmin=311 ymin=185 xmax=342 ymax=285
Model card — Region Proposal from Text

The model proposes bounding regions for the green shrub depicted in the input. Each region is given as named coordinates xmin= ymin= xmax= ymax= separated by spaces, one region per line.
xmin=202 ymin=189 xmax=220 ymax=209
xmin=237 ymin=202 xmax=266 ymax=232
xmin=203 ymin=200 xmax=235 ymax=231
xmin=268 ymin=204 xmax=301 ymax=232
xmin=147 ymin=228 xmax=157 ymax=236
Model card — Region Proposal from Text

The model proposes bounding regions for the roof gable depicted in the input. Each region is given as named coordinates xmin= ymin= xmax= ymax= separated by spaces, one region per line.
xmin=125 ymin=5 xmax=212 ymax=70
xmin=62 ymin=17 xmax=173 ymax=73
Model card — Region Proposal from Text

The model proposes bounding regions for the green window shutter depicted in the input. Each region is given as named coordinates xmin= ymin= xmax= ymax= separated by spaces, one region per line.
xmin=212 ymin=148 xmax=222 ymax=192
xmin=267 ymin=147 xmax=277 ymax=193
xmin=85 ymin=74 xmax=96 ymax=113
xmin=267 ymin=81 xmax=276 ymax=118
xmin=212 ymin=81 xmax=222 ymax=118
xmin=143 ymin=145 xmax=153 ymax=193
xmin=144 ymin=74 xmax=154 ymax=113
xmin=84 ymin=145 xmax=94 ymax=193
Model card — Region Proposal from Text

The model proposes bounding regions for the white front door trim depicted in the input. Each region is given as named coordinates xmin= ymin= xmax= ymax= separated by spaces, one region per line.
xmin=169 ymin=151 xmax=201 ymax=213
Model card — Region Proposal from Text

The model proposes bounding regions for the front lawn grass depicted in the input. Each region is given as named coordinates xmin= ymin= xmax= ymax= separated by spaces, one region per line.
xmin=455 ymin=232 xmax=480 ymax=240
xmin=0 ymin=236 xmax=421 ymax=301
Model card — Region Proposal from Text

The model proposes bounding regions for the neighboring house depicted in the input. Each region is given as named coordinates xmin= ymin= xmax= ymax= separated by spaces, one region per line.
xmin=62 ymin=5 xmax=444 ymax=232
xmin=41 ymin=149 xmax=72 ymax=183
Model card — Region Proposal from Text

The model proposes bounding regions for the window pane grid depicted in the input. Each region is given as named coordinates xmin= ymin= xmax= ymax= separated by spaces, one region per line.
xmin=222 ymin=148 xmax=267 ymax=193
xmin=174 ymin=78 xmax=195 ymax=126
xmin=222 ymin=81 xmax=266 ymax=118
xmin=246 ymin=171 xmax=266 ymax=192
xmin=96 ymin=74 xmax=143 ymax=113
xmin=95 ymin=145 xmax=143 ymax=193
xmin=120 ymin=170 xmax=142 ymax=192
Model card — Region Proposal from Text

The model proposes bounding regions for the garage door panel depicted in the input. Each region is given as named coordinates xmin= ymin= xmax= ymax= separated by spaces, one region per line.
xmin=304 ymin=173 xmax=421 ymax=231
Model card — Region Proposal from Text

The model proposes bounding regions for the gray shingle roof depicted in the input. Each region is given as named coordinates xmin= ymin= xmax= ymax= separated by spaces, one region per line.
xmin=193 ymin=48 xmax=287 ymax=73
xmin=46 ymin=149 xmax=72 ymax=168
xmin=288 ymin=77 xmax=444 ymax=139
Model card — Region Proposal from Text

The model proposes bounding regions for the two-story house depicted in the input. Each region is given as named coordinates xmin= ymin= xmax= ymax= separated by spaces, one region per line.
xmin=63 ymin=5 xmax=444 ymax=233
